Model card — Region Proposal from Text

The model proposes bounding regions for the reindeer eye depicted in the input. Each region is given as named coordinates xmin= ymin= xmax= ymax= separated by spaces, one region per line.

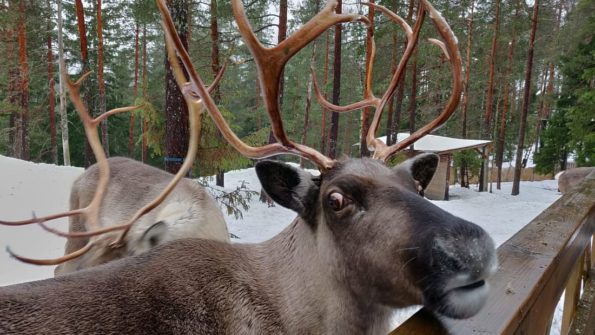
xmin=328 ymin=192 xmax=351 ymax=211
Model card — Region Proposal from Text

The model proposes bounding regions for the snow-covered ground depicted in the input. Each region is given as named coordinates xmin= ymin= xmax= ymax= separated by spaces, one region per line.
xmin=0 ymin=155 xmax=564 ymax=332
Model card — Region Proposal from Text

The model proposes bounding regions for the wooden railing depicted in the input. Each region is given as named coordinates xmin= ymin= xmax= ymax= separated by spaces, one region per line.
xmin=391 ymin=171 xmax=595 ymax=335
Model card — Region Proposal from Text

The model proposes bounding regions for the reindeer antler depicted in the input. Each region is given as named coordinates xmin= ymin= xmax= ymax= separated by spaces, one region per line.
xmin=2 ymin=67 xmax=140 ymax=264
xmin=372 ymin=0 xmax=462 ymax=160
xmin=2 ymin=44 xmax=225 ymax=265
xmin=157 ymin=0 xmax=369 ymax=171
xmin=312 ymin=0 xmax=462 ymax=161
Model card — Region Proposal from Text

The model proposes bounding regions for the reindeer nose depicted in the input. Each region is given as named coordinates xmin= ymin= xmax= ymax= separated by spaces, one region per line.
xmin=422 ymin=220 xmax=497 ymax=319
xmin=431 ymin=221 xmax=497 ymax=280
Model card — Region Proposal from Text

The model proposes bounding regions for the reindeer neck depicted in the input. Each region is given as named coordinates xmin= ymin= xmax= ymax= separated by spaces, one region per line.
xmin=246 ymin=217 xmax=393 ymax=334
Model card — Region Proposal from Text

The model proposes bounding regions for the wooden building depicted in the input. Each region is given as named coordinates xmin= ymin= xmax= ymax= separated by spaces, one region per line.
xmin=376 ymin=133 xmax=491 ymax=200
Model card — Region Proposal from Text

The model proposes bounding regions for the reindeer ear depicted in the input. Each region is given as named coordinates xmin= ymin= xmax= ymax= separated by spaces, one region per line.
xmin=396 ymin=153 xmax=440 ymax=191
xmin=137 ymin=221 xmax=168 ymax=251
xmin=255 ymin=160 xmax=318 ymax=215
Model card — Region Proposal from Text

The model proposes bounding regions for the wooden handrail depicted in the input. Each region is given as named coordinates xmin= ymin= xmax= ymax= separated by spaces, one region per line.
xmin=390 ymin=171 xmax=595 ymax=334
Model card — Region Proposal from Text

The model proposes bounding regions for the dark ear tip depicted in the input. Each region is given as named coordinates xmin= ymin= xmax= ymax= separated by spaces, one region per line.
xmin=417 ymin=153 xmax=439 ymax=168
xmin=255 ymin=160 xmax=277 ymax=176
xmin=255 ymin=160 xmax=275 ymax=169
xmin=428 ymin=153 xmax=440 ymax=166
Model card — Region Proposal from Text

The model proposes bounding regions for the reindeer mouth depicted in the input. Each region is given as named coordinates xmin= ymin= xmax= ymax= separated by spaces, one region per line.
xmin=453 ymin=279 xmax=485 ymax=292
xmin=424 ymin=277 xmax=490 ymax=319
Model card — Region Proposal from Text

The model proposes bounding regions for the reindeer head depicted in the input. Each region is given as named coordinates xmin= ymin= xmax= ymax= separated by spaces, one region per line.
xmin=256 ymin=154 xmax=496 ymax=319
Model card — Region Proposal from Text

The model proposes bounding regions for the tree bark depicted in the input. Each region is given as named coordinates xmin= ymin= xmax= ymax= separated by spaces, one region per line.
xmin=17 ymin=1 xmax=29 ymax=160
xmin=258 ymin=0 xmax=288 ymax=203
xmin=385 ymin=7 xmax=399 ymax=146
xmin=461 ymin=0 xmax=474 ymax=140
xmin=482 ymin=0 xmax=500 ymax=139
xmin=46 ymin=0 xmax=57 ymax=164
xmin=534 ymin=1 xmax=562 ymax=154
xmin=129 ymin=21 xmax=140 ymax=157
xmin=210 ymin=0 xmax=221 ymax=101
xmin=210 ymin=0 xmax=225 ymax=186
xmin=408 ymin=54 xmax=417 ymax=150
xmin=390 ymin=0 xmax=415 ymax=147
xmin=478 ymin=0 xmax=500 ymax=192
xmin=512 ymin=0 xmax=539 ymax=196
xmin=164 ymin=0 xmax=190 ymax=174
xmin=460 ymin=0 xmax=475 ymax=188
xmin=320 ymin=30 xmax=330 ymax=154
xmin=141 ymin=23 xmax=148 ymax=163
xmin=496 ymin=31 xmax=517 ymax=187
xmin=328 ymin=0 xmax=343 ymax=159
xmin=533 ymin=67 xmax=548 ymax=153
xmin=300 ymin=46 xmax=317 ymax=168
xmin=96 ymin=0 xmax=108 ymax=155
xmin=359 ymin=0 xmax=374 ymax=157
xmin=74 ymin=0 xmax=94 ymax=167
xmin=57 ymin=0 xmax=70 ymax=166
xmin=278 ymin=0 xmax=287 ymax=105
xmin=264 ymin=0 xmax=288 ymax=151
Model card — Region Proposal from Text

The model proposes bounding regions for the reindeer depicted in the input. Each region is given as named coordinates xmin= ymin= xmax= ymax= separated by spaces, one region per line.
xmin=54 ymin=157 xmax=230 ymax=275
xmin=0 ymin=0 xmax=497 ymax=333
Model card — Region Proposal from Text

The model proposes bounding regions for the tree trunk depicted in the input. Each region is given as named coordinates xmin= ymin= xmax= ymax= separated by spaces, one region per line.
xmin=74 ymin=0 xmax=93 ymax=167
xmin=534 ymin=2 xmax=562 ymax=153
xmin=460 ymin=0 xmax=475 ymax=188
xmin=278 ymin=0 xmax=287 ymax=105
xmin=328 ymin=0 xmax=343 ymax=159
xmin=482 ymin=0 xmax=500 ymax=139
xmin=478 ymin=0 xmax=500 ymax=192
xmin=96 ymin=0 xmax=108 ymax=155
xmin=300 ymin=46 xmax=317 ymax=168
xmin=390 ymin=0 xmax=415 ymax=148
xmin=385 ymin=9 xmax=398 ymax=146
xmin=164 ymin=0 xmax=190 ymax=174
xmin=8 ymin=69 xmax=18 ymax=158
xmin=496 ymin=31 xmax=517 ymax=189
xmin=46 ymin=0 xmax=57 ymax=164
xmin=141 ymin=23 xmax=149 ymax=163
xmin=210 ymin=0 xmax=221 ymax=101
xmin=259 ymin=0 xmax=288 ymax=203
xmin=512 ymin=0 xmax=539 ymax=196
xmin=263 ymin=0 xmax=288 ymax=152
xmin=210 ymin=0 xmax=225 ymax=186
xmin=5 ymin=22 xmax=16 ymax=158
xmin=17 ymin=1 xmax=29 ymax=161
xmin=533 ymin=67 xmax=548 ymax=153
xmin=408 ymin=54 xmax=417 ymax=150
xmin=359 ymin=0 xmax=374 ymax=157
xmin=57 ymin=0 xmax=70 ymax=166
xmin=129 ymin=21 xmax=140 ymax=157
xmin=320 ymin=30 xmax=330 ymax=154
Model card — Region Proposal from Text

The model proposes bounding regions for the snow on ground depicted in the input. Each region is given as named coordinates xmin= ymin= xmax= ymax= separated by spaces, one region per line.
xmin=0 ymin=155 xmax=564 ymax=332
xmin=0 ymin=155 xmax=83 ymax=285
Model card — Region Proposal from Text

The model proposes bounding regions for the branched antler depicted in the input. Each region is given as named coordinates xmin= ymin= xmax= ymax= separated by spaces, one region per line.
xmin=2 ymin=67 xmax=140 ymax=264
xmin=312 ymin=0 xmax=462 ymax=162
xmin=3 ymin=51 xmax=225 ymax=264
xmin=157 ymin=0 xmax=369 ymax=171
xmin=372 ymin=0 xmax=462 ymax=160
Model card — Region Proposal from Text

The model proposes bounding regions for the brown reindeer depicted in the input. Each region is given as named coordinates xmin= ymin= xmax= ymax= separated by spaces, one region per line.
xmin=0 ymin=0 xmax=497 ymax=333
xmin=54 ymin=157 xmax=230 ymax=276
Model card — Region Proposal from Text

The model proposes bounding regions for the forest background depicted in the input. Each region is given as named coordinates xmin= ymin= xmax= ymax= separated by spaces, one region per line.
xmin=0 ymin=0 xmax=592 ymax=190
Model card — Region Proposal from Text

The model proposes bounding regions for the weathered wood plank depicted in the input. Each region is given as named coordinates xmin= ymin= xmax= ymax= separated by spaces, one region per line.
xmin=391 ymin=172 xmax=595 ymax=335
xmin=561 ymin=252 xmax=584 ymax=334
xmin=569 ymin=269 xmax=595 ymax=335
